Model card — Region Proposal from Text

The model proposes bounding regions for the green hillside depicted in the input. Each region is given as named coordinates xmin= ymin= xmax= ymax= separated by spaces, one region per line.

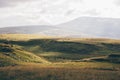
xmin=0 ymin=43 xmax=49 ymax=67
xmin=0 ymin=36 xmax=120 ymax=62
xmin=0 ymin=34 xmax=120 ymax=80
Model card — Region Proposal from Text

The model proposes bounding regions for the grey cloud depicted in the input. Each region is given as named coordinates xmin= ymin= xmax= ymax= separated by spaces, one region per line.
xmin=114 ymin=0 xmax=120 ymax=6
xmin=65 ymin=9 xmax=75 ymax=15
xmin=0 ymin=0 xmax=32 ymax=7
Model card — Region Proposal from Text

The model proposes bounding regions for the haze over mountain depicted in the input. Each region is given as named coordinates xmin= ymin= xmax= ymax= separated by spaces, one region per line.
xmin=58 ymin=17 xmax=120 ymax=39
xmin=0 ymin=25 xmax=56 ymax=34
xmin=0 ymin=17 xmax=120 ymax=39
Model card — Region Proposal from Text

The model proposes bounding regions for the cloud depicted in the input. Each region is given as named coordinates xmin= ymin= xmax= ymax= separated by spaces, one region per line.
xmin=114 ymin=0 xmax=120 ymax=6
xmin=0 ymin=0 xmax=120 ymax=27
xmin=83 ymin=9 xmax=100 ymax=16
xmin=0 ymin=0 xmax=32 ymax=7
xmin=65 ymin=9 xmax=76 ymax=15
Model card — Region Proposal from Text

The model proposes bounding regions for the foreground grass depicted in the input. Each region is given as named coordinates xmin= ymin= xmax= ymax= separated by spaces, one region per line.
xmin=0 ymin=62 xmax=120 ymax=80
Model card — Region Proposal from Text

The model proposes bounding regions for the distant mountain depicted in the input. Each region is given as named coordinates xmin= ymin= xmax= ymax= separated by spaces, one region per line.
xmin=0 ymin=25 xmax=93 ymax=38
xmin=0 ymin=17 xmax=120 ymax=39
xmin=0 ymin=25 xmax=56 ymax=34
xmin=58 ymin=17 xmax=120 ymax=39
xmin=38 ymin=29 xmax=94 ymax=37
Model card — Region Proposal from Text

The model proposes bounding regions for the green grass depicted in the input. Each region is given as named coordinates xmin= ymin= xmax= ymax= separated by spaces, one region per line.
xmin=0 ymin=43 xmax=49 ymax=67
xmin=6 ymin=39 xmax=119 ymax=62
xmin=0 ymin=35 xmax=120 ymax=62
xmin=0 ymin=34 xmax=120 ymax=80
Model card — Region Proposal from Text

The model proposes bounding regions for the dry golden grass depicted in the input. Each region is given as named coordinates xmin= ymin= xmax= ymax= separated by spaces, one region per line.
xmin=0 ymin=62 xmax=120 ymax=80
xmin=57 ymin=38 xmax=120 ymax=44
xmin=1 ymin=34 xmax=120 ymax=44
xmin=0 ymin=34 xmax=53 ymax=41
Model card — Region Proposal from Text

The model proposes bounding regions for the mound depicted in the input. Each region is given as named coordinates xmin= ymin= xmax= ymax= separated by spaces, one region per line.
xmin=0 ymin=43 xmax=49 ymax=67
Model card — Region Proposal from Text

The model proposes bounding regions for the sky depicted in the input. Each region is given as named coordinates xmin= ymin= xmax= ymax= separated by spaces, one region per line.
xmin=0 ymin=0 xmax=120 ymax=27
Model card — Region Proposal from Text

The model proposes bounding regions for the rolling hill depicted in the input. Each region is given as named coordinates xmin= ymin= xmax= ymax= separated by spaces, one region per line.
xmin=0 ymin=34 xmax=120 ymax=62
xmin=0 ymin=25 xmax=89 ymax=37
xmin=0 ymin=25 xmax=56 ymax=34
xmin=0 ymin=34 xmax=120 ymax=80
xmin=0 ymin=42 xmax=49 ymax=67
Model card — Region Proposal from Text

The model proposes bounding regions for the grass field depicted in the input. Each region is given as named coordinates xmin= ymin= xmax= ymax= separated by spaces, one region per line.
xmin=0 ymin=62 xmax=120 ymax=80
xmin=0 ymin=34 xmax=120 ymax=80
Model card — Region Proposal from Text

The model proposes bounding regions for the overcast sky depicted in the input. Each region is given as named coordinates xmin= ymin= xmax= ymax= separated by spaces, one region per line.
xmin=0 ymin=0 xmax=120 ymax=27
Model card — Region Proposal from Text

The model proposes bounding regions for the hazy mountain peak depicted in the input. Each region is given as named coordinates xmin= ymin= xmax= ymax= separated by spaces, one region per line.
xmin=58 ymin=17 xmax=120 ymax=39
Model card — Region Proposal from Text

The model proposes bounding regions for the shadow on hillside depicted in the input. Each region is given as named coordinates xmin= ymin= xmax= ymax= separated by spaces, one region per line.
xmin=0 ymin=39 xmax=120 ymax=54
xmin=0 ymin=39 xmax=100 ymax=54
xmin=1 ymin=39 xmax=120 ymax=62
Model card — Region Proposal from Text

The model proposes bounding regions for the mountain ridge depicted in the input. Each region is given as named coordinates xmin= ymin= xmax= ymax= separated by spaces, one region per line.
xmin=0 ymin=17 xmax=120 ymax=39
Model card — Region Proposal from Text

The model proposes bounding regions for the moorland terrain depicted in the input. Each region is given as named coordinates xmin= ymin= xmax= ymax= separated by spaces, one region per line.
xmin=0 ymin=34 xmax=120 ymax=80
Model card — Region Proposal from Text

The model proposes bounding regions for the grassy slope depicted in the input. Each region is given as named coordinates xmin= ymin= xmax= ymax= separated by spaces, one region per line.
xmin=12 ymin=39 xmax=120 ymax=61
xmin=0 ymin=43 xmax=49 ymax=66
xmin=0 ymin=34 xmax=120 ymax=80
xmin=0 ymin=34 xmax=120 ymax=62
